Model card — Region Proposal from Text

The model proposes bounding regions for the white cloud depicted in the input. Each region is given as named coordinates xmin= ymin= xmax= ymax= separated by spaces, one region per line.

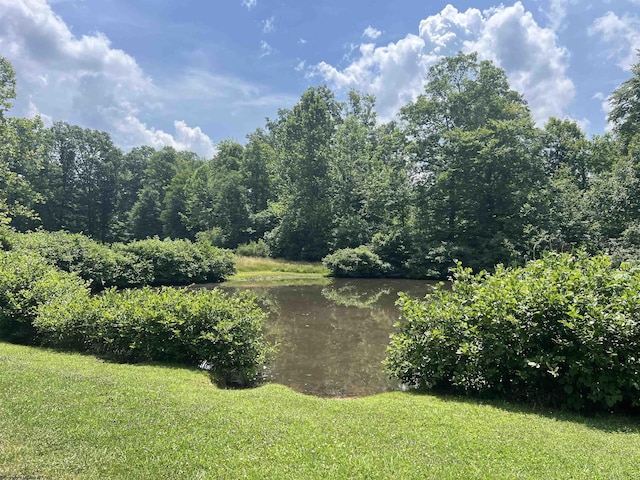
xmin=0 ymin=0 xmax=217 ymax=157
xmin=25 ymin=98 xmax=53 ymax=126
xmin=572 ymin=116 xmax=591 ymax=132
xmin=311 ymin=2 xmax=574 ymax=125
xmin=363 ymin=26 xmax=382 ymax=40
xmin=263 ymin=16 xmax=275 ymax=34
xmin=294 ymin=60 xmax=306 ymax=72
xmin=242 ymin=0 xmax=256 ymax=11
xmin=259 ymin=40 xmax=273 ymax=57
xmin=593 ymin=91 xmax=614 ymax=130
xmin=299 ymin=38 xmax=307 ymax=45
xmin=590 ymin=11 xmax=640 ymax=70
xmin=545 ymin=0 xmax=577 ymax=32
xmin=174 ymin=121 xmax=217 ymax=158
xmin=466 ymin=3 xmax=574 ymax=124
xmin=121 ymin=117 xmax=217 ymax=158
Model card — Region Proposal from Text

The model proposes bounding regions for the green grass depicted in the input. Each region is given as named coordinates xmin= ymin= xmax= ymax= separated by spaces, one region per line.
xmin=1 ymin=342 xmax=640 ymax=479
xmin=226 ymin=256 xmax=330 ymax=286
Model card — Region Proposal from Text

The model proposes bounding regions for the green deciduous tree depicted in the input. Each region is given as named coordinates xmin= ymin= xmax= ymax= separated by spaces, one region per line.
xmin=268 ymin=86 xmax=341 ymax=260
xmin=401 ymin=52 xmax=545 ymax=274
xmin=183 ymin=143 xmax=251 ymax=248
xmin=608 ymin=51 xmax=640 ymax=152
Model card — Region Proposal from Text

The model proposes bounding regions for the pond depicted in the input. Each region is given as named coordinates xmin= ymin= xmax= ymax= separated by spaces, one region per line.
xmin=217 ymin=279 xmax=437 ymax=398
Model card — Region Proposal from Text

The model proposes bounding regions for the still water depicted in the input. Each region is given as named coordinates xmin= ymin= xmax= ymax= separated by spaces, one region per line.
xmin=219 ymin=279 xmax=436 ymax=398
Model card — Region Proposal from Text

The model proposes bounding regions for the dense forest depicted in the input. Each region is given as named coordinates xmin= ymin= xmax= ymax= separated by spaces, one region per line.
xmin=2 ymin=51 xmax=640 ymax=278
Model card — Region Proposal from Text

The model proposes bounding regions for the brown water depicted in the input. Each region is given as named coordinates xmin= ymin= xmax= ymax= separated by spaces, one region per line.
xmin=219 ymin=279 xmax=436 ymax=398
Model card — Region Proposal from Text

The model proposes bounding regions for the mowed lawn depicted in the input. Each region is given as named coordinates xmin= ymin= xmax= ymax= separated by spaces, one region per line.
xmin=1 ymin=342 xmax=639 ymax=479
xmin=225 ymin=256 xmax=330 ymax=286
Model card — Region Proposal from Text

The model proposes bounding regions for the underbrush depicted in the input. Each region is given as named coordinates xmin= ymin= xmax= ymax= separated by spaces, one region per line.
xmin=119 ymin=236 xmax=235 ymax=285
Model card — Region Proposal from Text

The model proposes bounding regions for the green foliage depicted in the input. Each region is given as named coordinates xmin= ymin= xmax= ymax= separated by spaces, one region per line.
xmin=36 ymin=286 xmax=270 ymax=385
xmin=323 ymin=246 xmax=391 ymax=278
xmin=386 ymin=251 xmax=640 ymax=412
xmin=370 ymin=229 xmax=412 ymax=275
xmin=121 ymin=237 xmax=235 ymax=285
xmin=9 ymin=231 xmax=234 ymax=289
xmin=0 ymin=250 xmax=89 ymax=343
xmin=268 ymin=87 xmax=340 ymax=261
xmin=0 ymin=235 xmax=266 ymax=385
xmin=183 ymin=153 xmax=251 ymax=249
xmin=3 ymin=52 xmax=640 ymax=278
xmin=45 ymin=122 xmax=123 ymax=242
xmin=235 ymin=239 xmax=270 ymax=257
xmin=0 ymin=57 xmax=16 ymax=116
xmin=401 ymin=52 xmax=545 ymax=273
xmin=128 ymin=186 xmax=163 ymax=239
xmin=11 ymin=230 xmax=150 ymax=290
xmin=608 ymin=51 xmax=640 ymax=152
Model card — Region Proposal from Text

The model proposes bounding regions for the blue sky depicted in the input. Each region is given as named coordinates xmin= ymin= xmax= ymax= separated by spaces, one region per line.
xmin=1 ymin=0 xmax=639 ymax=157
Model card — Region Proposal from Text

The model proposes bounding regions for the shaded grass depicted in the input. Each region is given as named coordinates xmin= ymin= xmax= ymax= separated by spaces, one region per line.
xmin=2 ymin=342 xmax=640 ymax=479
xmin=226 ymin=256 xmax=330 ymax=286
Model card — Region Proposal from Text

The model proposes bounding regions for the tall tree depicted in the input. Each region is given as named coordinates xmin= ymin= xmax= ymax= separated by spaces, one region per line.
xmin=401 ymin=52 xmax=545 ymax=273
xmin=329 ymin=91 xmax=380 ymax=249
xmin=183 ymin=150 xmax=251 ymax=248
xmin=128 ymin=147 xmax=183 ymax=239
xmin=0 ymin=57 xmax=16 ymax=119
xmin=128 ymin=187 xmax=163 ymax=239
xmin=609 ymin=51 xmax=640 ymax=152
xmin=269 ymin=86 xmax=342 ymax=260
xmin=45 ymin=122 xmax=122 ymax=241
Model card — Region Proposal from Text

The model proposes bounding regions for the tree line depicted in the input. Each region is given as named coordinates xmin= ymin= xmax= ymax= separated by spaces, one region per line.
xmin=2 ymin=52 xmax=640 ymax=277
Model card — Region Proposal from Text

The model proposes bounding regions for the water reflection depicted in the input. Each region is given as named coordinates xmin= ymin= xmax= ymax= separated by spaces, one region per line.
xmin=218 ymin=278 xmax=435 ymax=398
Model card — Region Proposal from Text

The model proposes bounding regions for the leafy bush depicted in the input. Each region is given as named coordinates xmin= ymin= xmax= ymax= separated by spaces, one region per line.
xmin=119 ymin=237 xmax=235 ymax=285
xmin=195 ymin=228 xmax=226 ymax=248
xmin=370 ymin=230 xmax=411 ymax=275
xmin=235 ymin=239 xmax=270 ymax=258
xmin=323 ymin=246 xmax=391 ymax=278
xmin=36 ymin=287 xmax=270 ymax=385
xmin=12 ymin=230 xmax=150 ymax=290
xmin=385 ymin=251 xmax=640 ymax=412
xmin=0 ymin=250 xmax=89 ymax=343
xmin=10 ymin=232 xmax=235 ymax=289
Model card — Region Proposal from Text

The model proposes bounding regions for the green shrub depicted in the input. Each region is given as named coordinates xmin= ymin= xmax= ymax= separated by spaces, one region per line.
xmin=195 ymin=228 xmax=225 ymax=248
xmin=0 ymin=250 xmax=90 ymax=343
xmin=385 ymin=251 xmax=640 ymax=412
xmin=11 ymin=232 xmax=235 ymax=289
xmin=36 ymin=286 xmax=270 ymax=385
xmin=119 ymin=237 xmax=235 ymax=285
xmin=235 ymin=239 xmax=270 ymax=258
xmin=12 ymin=231 xmax=150 ymax=290
xmin=196 ymin=240 xmax=236 ymax=281
xmin=323 ymin=246 xmax=391 ymax=278
xmin=370 ymin=230 xmax=411 ymax=274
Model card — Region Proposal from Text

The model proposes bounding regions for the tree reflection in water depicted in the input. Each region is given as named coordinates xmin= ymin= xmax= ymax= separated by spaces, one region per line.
xmin=219 ymin=278 xmax=435 ymax=397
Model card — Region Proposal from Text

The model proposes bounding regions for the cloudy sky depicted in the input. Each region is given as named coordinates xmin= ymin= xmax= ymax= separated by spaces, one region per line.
xmin=0 ymin=0 xmax=638 ymax=157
